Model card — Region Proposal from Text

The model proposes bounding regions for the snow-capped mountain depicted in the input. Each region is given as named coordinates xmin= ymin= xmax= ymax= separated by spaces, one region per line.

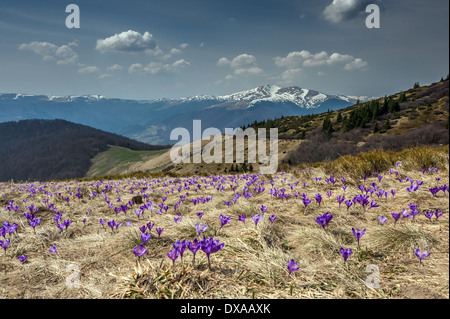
xmin=0 ymin=86 xmax=375 ymax=144
xmin=177 ymin=85 xmax=373 ymax=108
xmin=214 ymin=84 xmax=373 ymax=108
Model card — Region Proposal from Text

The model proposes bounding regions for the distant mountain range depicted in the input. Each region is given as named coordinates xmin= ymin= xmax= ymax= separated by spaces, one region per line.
xmin=0 ymin=85 xmax=375 ymax=145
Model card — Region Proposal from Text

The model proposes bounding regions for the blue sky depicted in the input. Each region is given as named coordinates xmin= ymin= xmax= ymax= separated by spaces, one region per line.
xmin=0 ymin=0 xmax=448 ymax=100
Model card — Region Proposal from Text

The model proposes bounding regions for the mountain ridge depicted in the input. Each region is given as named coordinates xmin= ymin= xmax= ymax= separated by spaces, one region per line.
xmin=0 ymin=84 xmax=375 ymax=105
xmin=0 ymin=85 xmax=375 ymax=145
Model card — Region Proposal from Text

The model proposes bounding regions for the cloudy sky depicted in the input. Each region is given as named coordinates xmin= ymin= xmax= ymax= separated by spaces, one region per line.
xmin=0 ymin=0 xmax=448 ymax=100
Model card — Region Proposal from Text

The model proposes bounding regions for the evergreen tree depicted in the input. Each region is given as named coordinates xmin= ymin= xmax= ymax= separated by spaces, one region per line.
xmin=322 ymin=118 xmax=333 ymax=138
xmin=384 ymin=119 xmax=391 ymax=130
xmin=300 ymin=130 xmax=306 ymax=139
xmin=372 ymin=122 xmax=380 ymax=133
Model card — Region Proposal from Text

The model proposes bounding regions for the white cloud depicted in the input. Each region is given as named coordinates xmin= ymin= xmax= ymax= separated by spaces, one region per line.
xmin=274 ymin=50 xmax=367 ymax=71
xmin=234 ymin=66 xmax=263 ymax=75
xmin=179 ymin=43 xmax=189 ymax=49
xmin=229 ymin=54 xmax=257 ymax=69
xmin=78 ymin=66 xmax=100 ymax=74
xmin=323 ymin=0 xmax=379 ymax=23
xmin=217 ymin=53 xmax=263 ymax=78
xmin=217 ymin=57 xmax=230 ymax=67
xmin=128 ymin=59 xmax=190 ymax=75
xmin=99 ymin=73 xmax=113 ymax=79
xmin=128 ymin=63 xmax=144 ymax=74
xmin=95 ymin=30 xmax=157 ymax=53
xmin=225 ymin=74 xmax=236 ymax=80
xmin=170 ymin=48 xmax=182 ymax=55
xmin=106 ymin=64 xmax=123 ymax=71
xmin=323 ymin=0 xmax=359 ymax=23
xmin=19 ymin=41 xmax=78 ymax=65
xmin=344 ymin=58 xmax=368 ymax=70
xmin=281 ymin=68 xmax=303 ymax=82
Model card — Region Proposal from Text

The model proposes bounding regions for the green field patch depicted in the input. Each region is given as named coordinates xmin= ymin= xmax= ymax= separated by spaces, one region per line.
xmin=87 ymin=145 xmax=168 ymax=177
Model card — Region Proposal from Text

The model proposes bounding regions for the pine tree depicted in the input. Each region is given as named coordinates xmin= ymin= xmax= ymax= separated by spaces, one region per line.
xmin=372 ymin=122 xmax=380 ymax=133
xmin=300 ymin=130 xmax=306 ymax=139
xmin=384 ymin=119 xmax=391 ymax=130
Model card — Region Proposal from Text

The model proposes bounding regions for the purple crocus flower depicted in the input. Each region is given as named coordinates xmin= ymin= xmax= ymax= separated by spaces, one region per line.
xmin=414 ymin=249 xmax=431 ymax=269
xmin=238 ymin=214 xmax=246 ymax=224
xmin=287 ymin=259 xmax=299 ymax=280
xmin=424 ymin=211 xmax=434 ymax=222
xmin=345 ymin=200 xmax=353 ymax=213
xmin=315 ymin=212 xmax=333 ymax=230
xmin=196 ymin=212 xmax=204 ymax=219
xmin=219 ymin=214 xmax=231 ymax=232
xmin=378 ymin=216 xmax=387 ymax=225
xmin=134 ymin=244 xmax=147 ymax=262
xmin=391 ymin=212 xmax=401 ymax=225
xmin=188 ymin=238 xmax=201 ymax=264
xmin=63 ymin=219 xmax=72 ymax=231
xmin=429 ymin=187 xmax=440 ymax=196
xmin=315 ymin=194 xmax=323 ymax=206
xmin=107 ymin=220 xmax=116 ymax=233
xmin=53 ymin=212 xmax=62 ymax=223
xmin=156 ymin=227 xmax=164 ymax=238
xmin=141 ymin=232 xmax=151 ymax=244
xmin=174 ymin=216 xmax=182 ymax=223
xmin=269 ymin=215 xmax=276 ymax=224
xmin=146 ymin=222 xmax=155 ymax=232
xmin=401 ymin=209 xmax=412 ymax=222
xmin=302 ymin=197 xmax=311 ymax=208
xmin=0 ymin=239 xmax=10 ymax=256
xmin=167 ymin=248 xmax=180 ymax=270
xmin=435 ymin=210 xmax=443 ymax=221
xmin=139 ymin=225 xmax=147 ymax=233
xmin=18 ymin=255 xmax=27 ymax=264
xmin=29 ymin=219 xmax=40 ymax=234
xmin=134 ymin=209 xmax=143 ymax=221
xmin=200 ymin=236 xmax=225 ymax=268
xmin=352 ymin=228 xmax=366 ymax=249
xmin=368 ymin=200 xmax=379 ymax=211
xmin=340 ymin=247 xmax=352 ymax=264
xmin=57 ymin=223 xmax=64 ymax=233
xmin=390 ymin=189 xmax=397 ymax=197
xmin=252 ymin=214 xmax=263 ymax=229
xmin=49 ymin=244 xmax=59 ymax=257
xmin=196 ymin=223 xmax=208 ymax=237
xmin=260 ymin=205 xmax=268 ymax=213
xmin=337 ymin=195 xmax=345 ymax=209
xmin=173 ymin=240 xmax=187 ymax=262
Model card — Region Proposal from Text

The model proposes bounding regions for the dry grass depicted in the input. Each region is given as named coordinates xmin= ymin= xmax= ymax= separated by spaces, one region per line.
xmin=0 ymin=147 xmax=448 ymax=299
